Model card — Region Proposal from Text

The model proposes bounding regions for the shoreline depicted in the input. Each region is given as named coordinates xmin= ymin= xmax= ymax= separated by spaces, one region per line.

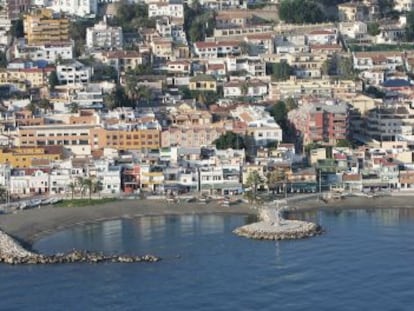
xmin=0 ymin=199 xmax=254 ymax=247
xmin=1 ymin=195 xmax=414 ymax=247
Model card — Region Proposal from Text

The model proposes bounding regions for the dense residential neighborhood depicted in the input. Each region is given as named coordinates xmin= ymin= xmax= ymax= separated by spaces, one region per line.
xmin=0 ymin=0 xmax=414 ymax=205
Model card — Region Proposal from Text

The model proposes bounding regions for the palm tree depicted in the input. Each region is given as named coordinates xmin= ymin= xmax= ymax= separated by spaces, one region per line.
xmin=93 ymin=179 xmax=103 ymax=198
xmin=82 ymin=178 xmax=94 ymax=200
xmin=76 ymin=176 xmax=86 ymax=198
xmin=246 ymin=170 xmax=264 ymax=201
xmin=68 ymin=182 xmax=76 ymax=200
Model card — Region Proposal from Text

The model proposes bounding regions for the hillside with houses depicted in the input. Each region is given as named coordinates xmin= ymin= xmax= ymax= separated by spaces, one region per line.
xmin=0 ymin=0 xmax=413 ymax=205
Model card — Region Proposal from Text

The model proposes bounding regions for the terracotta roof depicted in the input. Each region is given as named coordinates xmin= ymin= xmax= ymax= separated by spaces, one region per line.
xmin=207 ymin=63 xmax=225 ymax=70
xmin=238 ymin=111 xmax=254 ymax=122
xmin=342 ymin=173 xmax=361 ymax=181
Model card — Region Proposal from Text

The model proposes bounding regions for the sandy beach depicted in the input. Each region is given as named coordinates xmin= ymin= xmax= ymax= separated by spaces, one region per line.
xmin=1 ymin=194 xmax=414 ymax=246
xmin=0 ymin=199 xmax=253 ymax=245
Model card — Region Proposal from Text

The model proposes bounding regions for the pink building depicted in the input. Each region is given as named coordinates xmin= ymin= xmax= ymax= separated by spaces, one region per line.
xmin=288 ymin=102 xmax=349 ymax=145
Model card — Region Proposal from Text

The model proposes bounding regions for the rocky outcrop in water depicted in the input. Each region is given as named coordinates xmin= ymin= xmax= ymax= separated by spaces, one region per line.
xmin=233 ymin=220 xmax=323 ymax=240
xmin=0 ymin=230 xmax=160 ymax=265
xmin=233 ymin=206 xmax=323 ymax=241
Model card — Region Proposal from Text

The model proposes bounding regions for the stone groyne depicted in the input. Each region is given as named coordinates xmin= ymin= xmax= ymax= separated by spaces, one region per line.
xmin=233 ymin=206 xmax=323 ymax=241
xmin=0 ymin=229 xmax=160 ymax=265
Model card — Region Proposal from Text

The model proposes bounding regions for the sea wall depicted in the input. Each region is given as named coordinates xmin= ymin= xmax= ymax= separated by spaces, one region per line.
xmin=0 ymin=229 xmax=160 ymax=265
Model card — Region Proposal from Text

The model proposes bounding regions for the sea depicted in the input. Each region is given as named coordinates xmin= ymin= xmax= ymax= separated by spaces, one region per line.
xmin=1 ymin=208 xmax=414 ymax=310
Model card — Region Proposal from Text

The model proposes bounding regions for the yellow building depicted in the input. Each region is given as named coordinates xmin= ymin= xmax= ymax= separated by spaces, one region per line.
xmin=0 ymin=146 xmax=64 ymax=168
xmin=18 ymin=124 xmax=160 ymax=151
xmin=24 ymin=9 xmax=69 ymax=45
xmin=189 ymin=75 xmax=217 ymax=92
xmin=95 ymin=128 xmax=161 ymax=150
xmin=0 ymin=68 xmax=52 ymax=90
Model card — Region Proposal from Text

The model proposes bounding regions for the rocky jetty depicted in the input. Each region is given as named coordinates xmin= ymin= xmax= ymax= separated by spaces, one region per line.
xmin=233 ymin=204 xmax=323 ymax=241
xmin=0 ymin=229 xmax=160 ymax=265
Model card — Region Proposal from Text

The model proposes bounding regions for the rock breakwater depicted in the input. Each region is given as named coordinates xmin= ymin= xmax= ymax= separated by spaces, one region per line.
xmin=233 ymin=205 xmax=323 ymax=241
xmin=233 ymin=220 xmax=323 ymax=240
xmin=0 ymin=229 xmax=160 ymax=265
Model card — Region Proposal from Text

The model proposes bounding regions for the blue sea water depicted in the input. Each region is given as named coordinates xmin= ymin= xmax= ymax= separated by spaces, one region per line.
xmin=2 ymin=208 xmax=414 ymax=310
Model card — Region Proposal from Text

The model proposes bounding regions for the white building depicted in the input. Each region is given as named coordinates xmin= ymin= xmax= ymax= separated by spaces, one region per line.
xmin=14 ymin=40 xmax=74 ymax=64
xmin=86 ymin=18 xmax=123 ymax=50
xmin=155 ymin=17 xmax=186 ymax=44
xmin=306 ymin=29 xmax=337 ymax=45
xmin=95 ymin=161 xmax=121 ymax=194
xmin=223 ymin=79 xmax=268 ymax=98
xmin=148 ymin=1 xmax=184 ymax=19
xmin=69 ymin=84 xmax=105 ymax=109
xmin=339 ymin=22 xmax=367 ymax=39
xmin=394 ymin=0 xmax=414 ymax=12
xmin=56 ymin=60 xmax=93 ymax=84
xmin=193 ymin=41 xmax=241 ymax=59
xmin=48 ymin=0 xmax=98 ymax=17
xmin=226 ymin=56 xmax=266 ymax=76
xmin=231 ymin=105 xmax=283 ymax=146
xmin=50 ymin=169 xmax=71 ymax=195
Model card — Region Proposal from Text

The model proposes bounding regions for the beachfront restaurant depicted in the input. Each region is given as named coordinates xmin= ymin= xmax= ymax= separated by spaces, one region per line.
xmin=199 ymin=182 xmax=243 ymax=196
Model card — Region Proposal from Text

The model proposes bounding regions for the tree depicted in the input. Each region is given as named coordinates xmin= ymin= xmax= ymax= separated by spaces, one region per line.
xmin=111 ymin=2 xmax=154 ymax=32
xmin=279 ymin=0 xmax=327 ymax=24
xmin=69 ymin=103 xmax=79 ymax=113
xmin=268 ymin=61 xmax=294 ymax=81
xmin=336 ymin=139 xmax=353 ymax=148
xmin=214 ymin=131 xmax=246 ymax=150
xmin=83 ymin=178 xmax=94 ymax=200
xmin=94 ymin=180 xmax=103 ymax=198
xmin=0 ymin=51 xmax=7 ymax=68
xmin=267 ymin=168 xmax=286 ymax=194
xmin=104 ymin=85 xmax=130 ymax=109
xmin=0 ymin=186 xmax=7 ymax=203
xmin=125 ymin=76 xmax=152 ymax=105
xmin=406 ymin=10 xmax=414 ymax=41
xmin=38 ymin=98 xmax=53 ymax=113
xmin=25 ymin=102 xmax=38 ymax=115
xmin=48 ymin=71 xmax=59 ymax=90
xmin=68 ymin=182 xmax=76 ymax=200
xmin=246 ymin=170 xmax=264 ymax=200
xmin=10 ymin=19 xmax=24 ymax=38
xmin=378 ymin=0 xmax=395 ymax=17
xmin=92 ymin=64 xmax=118 ymax=82
xmin=269 ymin=100 xmax=298 ymax=142
xmin=269 ymin=101 xmax=288 ymax=126
xmin=337 ymin=56 xmax=357 ymax=80
xmin=365 ymin=86 xmax=386 ymax=98
xmin=184 ymin=1 xmax=214 ymax=43
xmin=367 ymin=22 xmax=381 ymax=36
xmin=285 ymin=97 xmax=298 ymax=111
xmin=69 ymin=19 xmax=96 ymax=56
xmin=239 ymin=41 xmax=251 ymax=55
xmin=240 ymin=82 xmax=249 ymax=97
